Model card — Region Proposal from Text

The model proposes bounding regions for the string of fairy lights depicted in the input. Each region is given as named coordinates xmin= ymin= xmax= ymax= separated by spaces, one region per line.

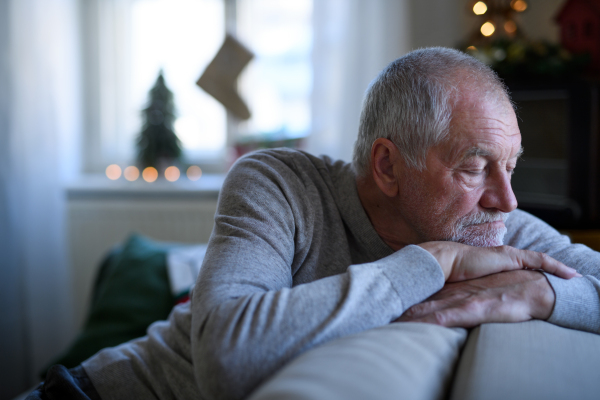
xmin=467 ymin=0 xmax=528 ymax=47
xmin=105 ymin=164 xmax=203 ymax=182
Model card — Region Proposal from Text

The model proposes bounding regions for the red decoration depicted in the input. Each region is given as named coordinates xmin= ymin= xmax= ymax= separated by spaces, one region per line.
xmin=556 ymin=0 xmax=600 ymax=72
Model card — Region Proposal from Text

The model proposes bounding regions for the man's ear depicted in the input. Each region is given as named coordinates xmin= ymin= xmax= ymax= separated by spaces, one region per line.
xmin=370 ymin=138 xmax=402 ymax=198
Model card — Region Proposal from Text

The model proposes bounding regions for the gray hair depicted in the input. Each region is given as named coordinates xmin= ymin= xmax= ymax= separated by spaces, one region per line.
xmin=352 ymin=47 xmax=511 ymax=177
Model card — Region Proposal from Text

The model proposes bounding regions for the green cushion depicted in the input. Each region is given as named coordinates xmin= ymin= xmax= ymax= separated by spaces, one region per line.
xmin=44 ymin=234 xmax=178 ymax=376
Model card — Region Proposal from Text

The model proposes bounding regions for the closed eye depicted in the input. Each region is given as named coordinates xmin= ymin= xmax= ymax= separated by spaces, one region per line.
xmin=465 ymin=170 xmax=484 ymax=176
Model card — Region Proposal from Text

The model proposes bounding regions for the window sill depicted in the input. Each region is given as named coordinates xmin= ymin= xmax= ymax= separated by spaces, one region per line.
xmin=66 ymin=173 xmax=226 ymax=200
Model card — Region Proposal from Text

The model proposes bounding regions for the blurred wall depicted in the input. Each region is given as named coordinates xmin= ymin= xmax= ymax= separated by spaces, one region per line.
xmin=409 ymin=0 xmax=463 ymax=49
xmin=513 ymin=0 xmax=564 ymax=42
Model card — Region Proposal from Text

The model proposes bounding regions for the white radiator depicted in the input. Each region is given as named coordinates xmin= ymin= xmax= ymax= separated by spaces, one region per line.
xmin=66 ymin=176 xmax=222 ymax=329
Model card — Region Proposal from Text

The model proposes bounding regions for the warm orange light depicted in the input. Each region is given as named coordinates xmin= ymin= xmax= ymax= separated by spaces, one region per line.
xmin=473 ymin=1 xmax=487 ymax=15
xmin=467 ymin=45 xmax=477 ymax=51
xmin=504 ymin=20 xmax=517 ymax=34
xmin=142 ymin=166 xmax=158 ymax=182
xmin=105 ymin=164 xmax=122 ymax=180
xmin=165 ymin=166 xmax=180 ymax=182
xmin=511 ymin=0 xmax=527 ymax=12
xmin=481 ymin=21 xmax=495 ymax=37
xmin=187 ymin=165 xmax=202 ymax=181
xmin=124 ymin=166 xmax=140 ymax=181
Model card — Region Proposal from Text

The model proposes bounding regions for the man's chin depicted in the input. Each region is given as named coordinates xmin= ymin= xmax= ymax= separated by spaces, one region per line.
xmin=453 ymin=223 xmax=507 ymax=247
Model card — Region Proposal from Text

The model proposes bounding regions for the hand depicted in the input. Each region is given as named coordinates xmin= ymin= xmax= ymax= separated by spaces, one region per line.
xmin=396 ymin=270 xmax=556 ymax=328
xmin=418 ymin=242 xmax=580 ymax=282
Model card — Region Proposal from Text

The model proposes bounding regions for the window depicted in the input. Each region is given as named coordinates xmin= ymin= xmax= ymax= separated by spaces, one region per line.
xmin=236 ymin=0 xmax=312 ymax=141
xmin=131 ymin=0 xmax=227 ymax=162
xmin=82 ymin=0 xmax=313 ymax=174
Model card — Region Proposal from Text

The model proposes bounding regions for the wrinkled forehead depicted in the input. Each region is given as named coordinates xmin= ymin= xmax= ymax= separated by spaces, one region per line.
xmin=450 ymin=76 xmax=513 ymax=111
xmin=448 ymin=76 xmax=516 ymax=121
xmin=438 ymin=90 xmax=521 ymax=161
xmin=455 ymin=95 xmax=516 ymax=124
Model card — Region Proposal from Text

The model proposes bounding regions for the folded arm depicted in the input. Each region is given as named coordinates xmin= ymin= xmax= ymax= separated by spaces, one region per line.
xmin=190 ymin=152 xmax=445 ymax=400
xmin=400 ymin=210 xmax=600 ymax=331
xmin=397 ymin=269 xmax=555 ymax=326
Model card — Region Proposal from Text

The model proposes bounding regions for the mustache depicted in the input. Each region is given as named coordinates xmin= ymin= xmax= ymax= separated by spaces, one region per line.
xmin=457 ymin=210 xmax=509 ymax=228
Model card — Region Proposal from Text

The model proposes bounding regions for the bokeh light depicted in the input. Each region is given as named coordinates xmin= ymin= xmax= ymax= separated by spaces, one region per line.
xmin=187 ymin=165 xmax=202 ymax=181
xmin=510 ymin=0 xmax=527 ymax=12
xmin=106 ymin=164 xmax=122 ymax=180
xmin=467 ymin=45 xmax=477 ymax=51
xmin=142 ymin=166 xmax=158 ymax=182
xmin=504 ymin=20 xmax=517 ymax=34
xmin=165 ymin=166 xmax=180 ymax=182
xmin=124 ymin=166 xmax=140 ymax=181
xmin=473 ymin=1 xmax=487 ymax=15
xmin=481 ymin=21 xmax=495 ymax=37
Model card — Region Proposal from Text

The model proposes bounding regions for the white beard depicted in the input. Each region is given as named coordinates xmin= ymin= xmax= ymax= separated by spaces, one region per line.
xmin=446 ymin=210 xmax=509 ymax=247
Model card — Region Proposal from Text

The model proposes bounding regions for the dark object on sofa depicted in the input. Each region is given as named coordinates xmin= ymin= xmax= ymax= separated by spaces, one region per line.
xmin=41 ymin=234 xmax=179 ymax=377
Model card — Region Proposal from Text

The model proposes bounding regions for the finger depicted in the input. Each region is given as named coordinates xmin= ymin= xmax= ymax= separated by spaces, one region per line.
xmin=450 ymin=245 xmax=581 ymax=282
xmin=398 ymin=301 xmax=437 ymax=321
xmin=398 ymin=293 xmax=462 ymax=321
xmin=404 ymin=300 xmax=528 ymax=328
xmin=513 ymin=249 xmax=579 ymax=279
xmin=403 ymin=307 xmax=482 ymax=328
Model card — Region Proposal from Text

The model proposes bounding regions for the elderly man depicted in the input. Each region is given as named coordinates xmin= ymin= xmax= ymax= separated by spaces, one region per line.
xmin=29 ymin=47 xmax=600 ymax=400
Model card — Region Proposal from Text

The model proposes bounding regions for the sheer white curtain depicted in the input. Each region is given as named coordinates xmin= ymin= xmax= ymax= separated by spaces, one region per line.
xmin=0 ymin=0 xmax=81 ymax=396
xmin=307 ymin=0 xmax=412 ymax=163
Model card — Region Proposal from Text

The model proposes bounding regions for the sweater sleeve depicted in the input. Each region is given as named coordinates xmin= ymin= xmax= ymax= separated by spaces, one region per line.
xmin=504 ymin=210 xmax=600 ymax=333
xmin=190 ymin=153 xmax=444 ymax=400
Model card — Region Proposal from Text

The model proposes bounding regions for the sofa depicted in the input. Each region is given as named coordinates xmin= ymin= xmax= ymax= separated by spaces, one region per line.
xmin=27 ymin=234 xmax=600 ymax=400
xmin=248 ymin=320 xmax=600 ymax=400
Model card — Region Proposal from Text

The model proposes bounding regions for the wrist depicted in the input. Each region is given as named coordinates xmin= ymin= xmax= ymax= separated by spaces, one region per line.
xmin=417 ymin=242 xmax=455 ymax=281
xmin=530 ymin=272 xmax=556 ymax=320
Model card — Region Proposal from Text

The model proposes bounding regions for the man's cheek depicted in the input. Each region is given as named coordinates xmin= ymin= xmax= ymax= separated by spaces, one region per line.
xmin=456 ymin=177 xmax=484 ymax=194
xmin=451 ymin=191 xmax=485 ymax=218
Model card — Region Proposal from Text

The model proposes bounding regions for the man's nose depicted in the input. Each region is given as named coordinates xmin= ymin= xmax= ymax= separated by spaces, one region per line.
xmin=479 ymin=169 xmax=518 ymax=213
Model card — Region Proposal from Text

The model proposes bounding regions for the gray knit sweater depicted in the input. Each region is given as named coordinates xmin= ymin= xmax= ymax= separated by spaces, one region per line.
xmin=83 ymin=149 xmax=600 ymax=400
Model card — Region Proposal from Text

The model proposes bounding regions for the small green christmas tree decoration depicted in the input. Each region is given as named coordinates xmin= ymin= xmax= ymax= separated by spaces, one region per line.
xmin=137 ymin=70 xmax=182 ymax=170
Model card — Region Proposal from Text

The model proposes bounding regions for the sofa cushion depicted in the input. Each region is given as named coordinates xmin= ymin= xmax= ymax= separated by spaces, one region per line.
xmin=449 ymin=320 xmax=600 ymax=400
xmin=46 ymin=234 xmax=178 ymax=373
xmin=248 ymin=322 xmax=467 ymax=400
